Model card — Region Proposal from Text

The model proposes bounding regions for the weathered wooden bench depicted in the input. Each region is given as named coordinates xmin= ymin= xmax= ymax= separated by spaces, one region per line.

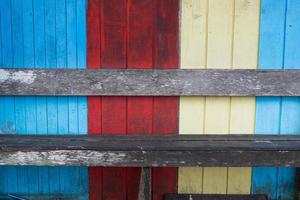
xmin=1 ymin=134 xmax=300 ymax=167
xmin=0 ymin=134 xmax=296 ymax=200
xmin=1 ymin=68 xmax=300 ymax=200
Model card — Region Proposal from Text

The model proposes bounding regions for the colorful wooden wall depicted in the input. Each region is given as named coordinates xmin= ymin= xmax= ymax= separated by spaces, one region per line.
xmin=87 ymin=1 xmax=178 ymax=199
xmin=252 ymin=0 xmax=299 ymax=199
xmin=179 ymin=0 xmax=259 ymax=195
xmin=0 ymin=0 xmax=299 ymax=199
xmin=0 ymin=0 xmax=88 ymax=198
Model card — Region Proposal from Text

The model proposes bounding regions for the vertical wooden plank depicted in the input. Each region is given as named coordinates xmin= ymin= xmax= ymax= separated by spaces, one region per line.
xmin=87 ymin=1 xmax=179 ymax=199
xmin=101 ymin=1 xmax=127 ymax=199
xmin=67 ymin=0 xmax=79 ymax=136
xmin=127 ymin=0 xmax=153 ymax=134
xmin=179 ymin=0 xmax=207 ymax=194
xmin=11 ymin=0 xmax=25 ymax=195
xmin=127 ymin=1 xmax=154 ymax=199
xmin=203 ymin=0 xmax=234 ymax=194
xmin=0 ymin=0 xmax=88 ymax=198
xmin=0 ymin=0 xmax=15 ymax=136
xmin=44 ymin=0 xmax=60 ymax=195
xmin=228 ymin=0 xmax=259 ymax=194
xmin=56 ymin=0 xmax=69 ymax=136
xmin=88 ymin=0 xmax=128 ymax=199
xmin=77 ymin=0 xmax=88 ymax=137
xmin=252 ymin=0 xmax=286 ymax=199
xmin=279 ymin=1 xmax=300 ymax=198
xmin=33 ymin=0 xmax=49 ymax=195
xmin=0 ymin=0 xmax=15 ymax=194
xmin=61 ymin=0 xmax=83 ymax=197
xmin=152 ymin=0 xmax=179 ymax=200
xmin=23 ymin=0 xmax=39 ymax=195
xmin=77 ymin=1 xmax=89 ymax=197
xmin=87 ymin=0 xmax=102 ymax=199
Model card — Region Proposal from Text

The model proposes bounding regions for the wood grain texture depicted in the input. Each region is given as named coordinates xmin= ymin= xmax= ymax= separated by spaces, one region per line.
xmin=0 ymin=0 xmax=88 ymax=198
xmin=252 ymin=1 xmax=298 ymax=200
xmin=1 ymin=68 xmax=300 ymax=96
xmin=179 ymin=0 xmax=208 ymax=194
xmin=87 ymin=1 xmax=179 ymax=199
xmin=87 ymin=0 xmax=127 ymax=199
xmin=251 ymin=1 xmax=286 ymax=199
xmin=228 ymin=0 xmax=260 ymax=195
xmin=179 ymin=0 xmax=259 ymax=195
xmin=0 ymin=134 xmax=300 ymax=167
xmin=138 ymin=168 xmax=151 ymax=200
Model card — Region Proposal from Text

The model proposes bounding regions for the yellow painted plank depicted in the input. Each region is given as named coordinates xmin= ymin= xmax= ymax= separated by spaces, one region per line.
xmin=203 ymin=167 xmax=228 ymax=194
xmin=180 ymin=0 xmax=207 ymax=68
xmin=179 ymin=97 xmax=205 ymax=134
xmin=202 ymin=0 xmax=234 ymax=194
xmin=232 ymin=0 xmax=260 ymax=69
xmin=178 ymin=0 xmax=208 ymax=193
xmin=206 ymin=0 xmax=234 ymax=69
xmin=228 ymin=0 xmax=260 ymax=194
xmin=179 ymin=0 xmax=260 ymax=194
xmin=178 ymin=167 xmax=203 ymax=193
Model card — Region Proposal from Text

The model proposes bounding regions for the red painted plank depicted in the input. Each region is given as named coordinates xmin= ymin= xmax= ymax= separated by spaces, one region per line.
xmin=89 ymin=167 xmax=102 ymax=200
xmin=152 ymin=1 xmax=179 ymax=199
xmin=87 ymin=0 xmax=179 ymax=199
xmin=100 ymin=0 xmax=127 ymax=199
xmin=127 ymin=1 xmax=155 ymax=199
xmin=87 ymin=0 xmax=101 ymax=69
xmin=87 ymin=0 xmax=102 ymax=199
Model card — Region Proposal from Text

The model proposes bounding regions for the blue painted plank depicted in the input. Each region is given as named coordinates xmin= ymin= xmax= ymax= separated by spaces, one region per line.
xmin=277 ymin=0 xmax=300 ymax=199
xmin=74 ymin=0 xmax=88 ymax=196
xmin=0 ymin=12 xmax=2 ymax=66
xmin=10 ymin=0 xmax=24 ymax=195
xmin=253 ymin=0 xmax=298 ymax=199
xmin=59 ymin=0 xmax=78 ymax=195
xmin=0 ymin=0 xmax=88 ymax=198
xmin=45 ymin=0 xmax=58 ymax=136
xmin=55 ymin=0 xmax=69 ymax=135
xmin=252 ymin=0 xmax=286 ymax=200
xmin=44 ymin=0 xmax=60 ymax=195
xmin=67 ymin=0 xmax=80 ymax=135
xmin=1 ymin=0 xmax=13 ymax=67
xmin=0 ymin=0 xmax=15 ymax=196
xmin=60 ymin=1 xmax=88 ymax=198
xmin=77 ymin=0 xmax=88 ymax=136
xmin=23 ymin=0 xmax=39 ymax=195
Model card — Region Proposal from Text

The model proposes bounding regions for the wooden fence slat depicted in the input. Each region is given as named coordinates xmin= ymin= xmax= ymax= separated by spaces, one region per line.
xmin=1 ymin=69 xmax=300 ymax=96
xmin=1 ymin=134 xmax=300 ymax=167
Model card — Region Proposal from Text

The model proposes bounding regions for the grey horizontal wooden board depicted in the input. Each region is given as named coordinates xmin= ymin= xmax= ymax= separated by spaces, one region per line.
xmin=1 ymin=68 xmax=300 ymax=96
xmin=1 ymin=134 xmax=300 ymax=167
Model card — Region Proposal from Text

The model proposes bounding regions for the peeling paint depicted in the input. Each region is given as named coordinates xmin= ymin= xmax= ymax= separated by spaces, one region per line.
xmin=11 ymin=70 xmax=36 ymax=84
xmin=0 ymin=122 xmax=16 ymax=134
xmin=0 ymin=150 xmax=127 ymax=166
xmin=0 ymin=69 xmax=36 ymax=84
xmin=0 ymin=69 xmax=10 ymax=82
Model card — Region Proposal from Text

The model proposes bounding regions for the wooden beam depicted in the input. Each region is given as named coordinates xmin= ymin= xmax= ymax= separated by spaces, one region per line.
xmin=1 ymin=134 xmax=300 ymax=167
xmin=1 ymin=68 xmax=300 ymax=96
xmin=138 ymin=167 xmax=151 ymax=200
